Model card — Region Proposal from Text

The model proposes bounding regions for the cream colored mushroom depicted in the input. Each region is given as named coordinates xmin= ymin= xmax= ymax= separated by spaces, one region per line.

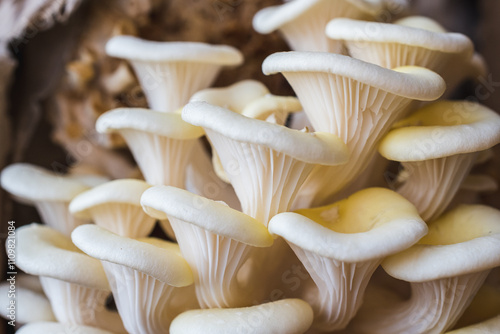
xmin=253 ymin=0 xmax=380 ymax=52
xmin=106 ymin=36 xmax=243 ymax=112
xmin=263 ymin=52 xmax=445 ymax=207
xmin=182 ymin=101 xmax=349 ymax=226
xmin=170 ymin=299 xmax=314 ymax=334
xmin=0 ymin=163 xmax=108 ymax=235
xmin=352 ymin=204 xmax=500 ymax=334
xmin=141 ymin=185 xmax=273 ymax=308
xmin=268 ymin=187 xmax=427 ymax=331
xmin=71 ymin=224 xmax=196 ymax=334
xmin=96 ymin=108 xmax=204 ymax=186
xmin=378 ymin=100 xmax=500 ymax=221
xmin=15 ymin=224 xmax=125 ymax=333
xmin=69 ymin=179 xmax=154 ymax=238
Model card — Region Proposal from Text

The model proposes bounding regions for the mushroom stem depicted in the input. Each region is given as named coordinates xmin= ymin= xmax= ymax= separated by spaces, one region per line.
xmin=397 ymin=153 xmax=478 ymax=221
xmin=39 ymin=277 xmax=124 ymax=333
xmin=34 ymin=201 xmax=88 ymax=236
xmin=353 ymin=271 xmax=489 ymax=334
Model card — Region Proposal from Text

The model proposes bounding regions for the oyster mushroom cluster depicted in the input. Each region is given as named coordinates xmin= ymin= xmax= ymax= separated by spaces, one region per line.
xmin=2 ymin=1 xmax=500 ymax=333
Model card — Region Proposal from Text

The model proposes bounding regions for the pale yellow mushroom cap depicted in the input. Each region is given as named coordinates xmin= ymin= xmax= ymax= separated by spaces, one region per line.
xmin=269 ymin=187 xmax=427 ymax=262
xmin=379 ymin=100 xmax=500 ymax=162
xmin=383 ymin=204 xmax=500 ymax=282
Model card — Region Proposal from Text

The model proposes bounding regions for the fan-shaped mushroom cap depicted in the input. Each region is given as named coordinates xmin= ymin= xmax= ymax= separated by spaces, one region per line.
xmin=383 ymin=204 xmax=500 ymax=282
xmin=96 ymin=108 xmax=204 ymax=186
xmin=106 ymin=36 xmax=243 ymax=65
xmin=105 ymin=36 xmax=243 ymax=112
xmin=379 ymin=100 xmax=500 ymax=162
xmin=183 ymin=101 xmax=349 ymax=166
xmin=16 ymin=224 xmax=109 ymax=291
xmin=141 ymin=186 xmax=273 ymax=248
xmin=72 ymin=224 xmax=193 ymax=287
xmin=170 ymin=299 xmax=314 ymax=334
xmin=253 ymin=0 xmax=379 ymax=52
xmin=325 ymin=18 xmax=473 ymax=67
xmin=96 ymin=108 xmax=204 ymax=140
xmin=17 ymin=322 xmax=115 ymax=334
xmin=270 ymin=187 xmax=427 ymax=262
xmin=69 ymin=179 xmax=154 ymax=238
xmin=263 ymin=52 xmax=445 ymax=103
xmin=1 ymin=163 xmax=90 ymax=203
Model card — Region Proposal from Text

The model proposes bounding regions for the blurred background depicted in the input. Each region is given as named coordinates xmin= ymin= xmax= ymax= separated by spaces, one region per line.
xmin=0 ymin=0 xmax=498 ymax=332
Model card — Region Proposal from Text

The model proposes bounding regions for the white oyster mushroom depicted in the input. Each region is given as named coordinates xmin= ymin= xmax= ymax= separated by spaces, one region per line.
xmin=170 ymin=298 xmax=314 ymax=334
xmin=69 ymin=179 xmax=154 ymax=238
xmin=106 ymin=36 xmax=243 ymax=112
xmin=72 ymin=224 xmax=196 ymax=334
xmin=263 ymin=52 xmax=446 ymax=207
xmin=17 ymin=322 xmax=116 ymax=334
xmin=141 ymin=185 xmax=273 ymax=308
xmin=15 ymin=224 xmax=125 ymax=333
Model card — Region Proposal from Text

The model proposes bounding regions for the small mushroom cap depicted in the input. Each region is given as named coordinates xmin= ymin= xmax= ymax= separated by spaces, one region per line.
xmin=325 ymin=18 xmax=473 ymax=55
xmin=1 ymin=163 xmax=90 ymax=203
xmin=190 ymin=80 xmax=270 ymax=113
xmin=253 ymin=0 xmax=379 ymax=34
xmin=69 ymin=179 xmax=151 ymax=219
xmin=394 ymin=15 xmax=447 ymax=33
xmin=106 ymin=35 xmax=243 ymax=65
xmin=71 ymin=224 xmax=193 ymax=287
xmin=263 ymin=52 xmax=446 ymax=101
xmin=378 ymin=100 xmax=500 ymax=161
xmin=240 ymin=94 xmax=302 ymax=120
xmin=96 ymin=108 xmax=204 ymax=139
xmin=182 ymin=101 xmax=349 ymax=166
xmin=16 ymin=322 xmax=115 ymax=334
xmin=170 ymin=298 xmax=314 ymax=334
xmin=15 ymin=224 xmax=109 ymax=290
xmin=141 ymin=185 xmax=273 ymax=247
xmin=382 ymin=204 xmax=500 ymax=282
xmin=269 ymin=188 xmax=427 ymax=262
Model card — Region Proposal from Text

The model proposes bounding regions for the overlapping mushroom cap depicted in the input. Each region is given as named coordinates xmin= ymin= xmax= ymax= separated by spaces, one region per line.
xmin=170 ymin=298 xmax=314 ymax=334
xmin=269 ymin=187 xmax=427 ymax=331
xmin=69 ymin=179 xmax=154 ymax=238
xmin=379 ymin=100 xmax=500 ymax=221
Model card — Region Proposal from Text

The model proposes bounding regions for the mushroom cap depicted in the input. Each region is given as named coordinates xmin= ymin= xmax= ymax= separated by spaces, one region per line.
xmin=69 ymin=179 xmax=151 ymax=219
xmin=268 ymin=188 xmax=427 ymax=262
xmin=378 ymin=100 xmax=500 ymax=161
xmin=106 ymin=35 xmax=243 ymax=65
xmin=241 ymin=94 xmax=302 ymax=120
xmin=182 ymin=101 xmax=349 ymax=166
xmin=394 ymin=15 xmax=447 ymax=33
xmin=325 ymin=18 xmax=473 ymax=55
xmin=170 ymin=298 xmax=314 ymax=334
xmin=262 ymin=52 xmax=446 ymax=101
xmin=141 ymin=185 xmax=273 ymax=247
xmin=1 ymin=163 xmax=91 ymax=203
xmin=16 ymin=322 xmax=115 ymax=334
xmin=190 ymin=79 xmax=270 ymax=114
xmin=96 ymin=108 xmax=204 ymax=139
xmin=15 ymin=224 xmax=109 ymax=290
xmin=71 ymin=224 xmax=193 ymax=287
xmin=253 ymin=0 xmax=379 ymax=34
xmin=446 ymin=315 xmax=500 ymax=333
xmin=382 ymin=204 xmax=500 ymax=282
